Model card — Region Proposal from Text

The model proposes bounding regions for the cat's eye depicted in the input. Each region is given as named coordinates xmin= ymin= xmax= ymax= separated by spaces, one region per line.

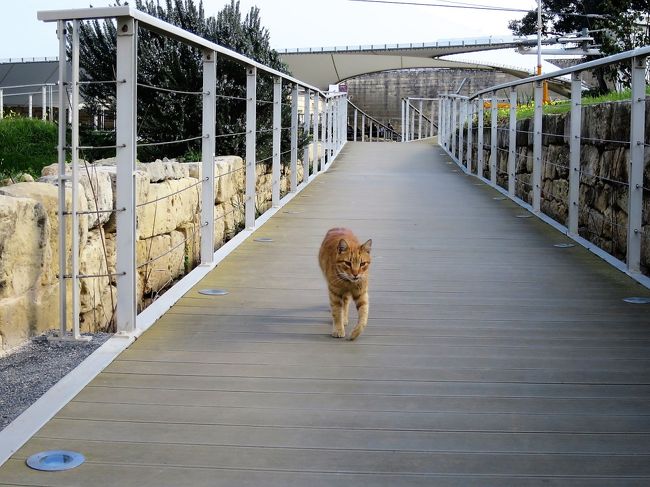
xmin=361 ymin=262 xmax=367 ymax=267
xmin=344 ymin=261 xmax=352 ymax=266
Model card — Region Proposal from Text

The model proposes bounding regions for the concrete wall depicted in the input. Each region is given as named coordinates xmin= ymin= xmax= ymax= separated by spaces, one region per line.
xmin=345 ymin=68 xmax=524 ymax=133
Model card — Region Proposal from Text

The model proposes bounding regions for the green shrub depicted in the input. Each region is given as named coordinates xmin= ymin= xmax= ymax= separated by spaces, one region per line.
xmin=0 ymin=116 xmax=57 ymax=179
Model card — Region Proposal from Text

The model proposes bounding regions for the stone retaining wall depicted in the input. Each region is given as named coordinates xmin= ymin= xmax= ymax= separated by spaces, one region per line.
xmin=0 ymin=157 xmax=301 ymax=351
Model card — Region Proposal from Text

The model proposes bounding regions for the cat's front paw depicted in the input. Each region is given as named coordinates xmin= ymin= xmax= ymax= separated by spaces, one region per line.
xmin=331 ymin=328 xmax=346 ymax=338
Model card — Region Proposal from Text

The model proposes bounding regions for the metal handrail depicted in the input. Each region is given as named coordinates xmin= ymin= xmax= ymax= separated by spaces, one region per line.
xmin=438 ymin=48 xmax=650 ymax=289
xmin=470 ymin=44 xmax=650 ymax=99
xmin=38 ymin=6 xmax=333 ymax=98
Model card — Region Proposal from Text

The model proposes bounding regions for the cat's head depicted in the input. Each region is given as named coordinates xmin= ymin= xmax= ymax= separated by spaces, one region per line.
xmin=336 ymin=238 xmax=372 ymax=282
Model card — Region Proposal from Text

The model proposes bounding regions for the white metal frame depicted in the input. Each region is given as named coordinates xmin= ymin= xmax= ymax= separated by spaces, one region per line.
xmin=38 ymin=6 xmax=349 ymax=339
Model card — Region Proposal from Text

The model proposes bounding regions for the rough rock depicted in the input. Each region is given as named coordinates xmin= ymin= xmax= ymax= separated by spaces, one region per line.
xmin=0 ymin=195 xmax=50 ymax=299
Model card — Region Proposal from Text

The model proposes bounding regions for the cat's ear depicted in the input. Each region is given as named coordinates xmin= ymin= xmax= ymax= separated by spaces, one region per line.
xmin=337 ymin=239 xmax=349 ymax=253
xmin=361 ymin=239 xmax=372 ymax=253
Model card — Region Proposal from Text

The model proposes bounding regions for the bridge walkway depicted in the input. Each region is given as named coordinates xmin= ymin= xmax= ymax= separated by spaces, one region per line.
xmin=1 ymin=141 xmax=650 ymax=486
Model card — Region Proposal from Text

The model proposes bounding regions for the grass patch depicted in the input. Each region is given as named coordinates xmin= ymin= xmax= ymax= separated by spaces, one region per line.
xmin=0 ymin=115 xmax=57 ymax=179
xmin=488 ymin=87 xmax=646 ymax=124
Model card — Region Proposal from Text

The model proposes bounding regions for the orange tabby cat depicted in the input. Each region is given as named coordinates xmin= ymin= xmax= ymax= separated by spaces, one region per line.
xmin=318 ymin=228 xmax=372 ymax=340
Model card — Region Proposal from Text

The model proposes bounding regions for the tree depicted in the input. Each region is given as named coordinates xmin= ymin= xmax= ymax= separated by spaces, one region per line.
xmin=75 ymin=0 xmax=295 ymax=161
xmin=508 ymin=1 xmax=650 ymax=91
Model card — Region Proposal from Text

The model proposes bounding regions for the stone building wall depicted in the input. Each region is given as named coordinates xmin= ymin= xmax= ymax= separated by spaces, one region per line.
xmin=345 ymin=68 xmax=525 ymax=133
xmin=0 ymin=157 xmax=301 ymax=351
xmin=459 ymin=100 xmax=650 ymax=273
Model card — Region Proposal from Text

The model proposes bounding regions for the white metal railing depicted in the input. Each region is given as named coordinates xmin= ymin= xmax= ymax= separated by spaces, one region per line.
xmin=401 ymin=97 xmax=438 ymax=142
xmin=279 ymin=35 xmax=526 ymax=54
xmin=0 ymin=83 xmax=57 ymax=120
xmin=347 ymin=100 xmax=400 ymax=142
xmin=38 ymin=6 xmax=349 ymax=339
xmin=439 ymin=46 xmax=650 ymax=287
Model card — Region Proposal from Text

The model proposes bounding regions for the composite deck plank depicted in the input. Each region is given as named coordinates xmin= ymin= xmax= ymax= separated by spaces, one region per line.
xmin=1 ymin=141 xmax=650 ymax=486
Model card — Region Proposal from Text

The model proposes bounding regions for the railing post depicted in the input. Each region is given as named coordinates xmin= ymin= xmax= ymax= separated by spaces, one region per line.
xmin=400 ymin=100 xmax=404 ymax=142
xmin=29 ymin=94 xmax=33 ymax=118
xmin=302 ymin=89 xmax=308 ymax=185
xmin=477 ymin=96 xmax=484 ymax=176
xmin=466 ymin=99 xmax=473 ymax=173
xmin=437 ymin=98 xmax=442 ymax=144
xmin=490 ymin=91 xmax=497 ymax=185
xmin=313 ymin=94 xmax=319 ymax=175
xmin=533 ymin=80 xmax=543 ymax=212
xmin=353 ymin=108 xmax=358 ymax=142
xmin=369 ymin=121 xmax=374 ymax=142
xmin=628 ymin=56 xmax=646 ymax=273
xmin=0 ymin=89 xmax=3 ymax=119
xmin=272 ymin=76 xmax=282 ymax=207
xmin=70 ymin=20 xmax=81 ymax=338
xmin=458 ymin=99 xmax=465 ymax=168
xmin=56 ymin=21 xmax=68 ymax=337
xmin=430 ymin=100 xmax=435 ymax=138
xmin=328 ymin=97 xmax=334 ymax=158
xmin=404 ymin=100 xmax=410 ymax=142
xmin=361 ymin=113 xmax=366 ymax=142
xmin=245 ymin=66 xmax=257 ymax=229
xmin=418 ymin=99 xmax=423 ymax=140
xmin=410 ymin=105 xmax=416 ymax=144
xmin=42 ymin=85 xmax=47 ymax=120
xmin=568 ymin=72 xmax=582 ymax=235
xmin=451 ymin=98 xmax=457 ymax=154
xmin=115 ymin=16 xmax=137 ymax=334
xmin=321 ymin=98 xmax=328 ymax=165
xmin=200 ymin=49 xmax=216 ymax=264
xmin=508 ymin=88 xmax=517 ymax=197
xmin=290 ymin=83 xmax=298 ymax=193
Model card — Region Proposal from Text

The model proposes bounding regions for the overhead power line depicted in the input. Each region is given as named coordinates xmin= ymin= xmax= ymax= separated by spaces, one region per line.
xmin=348 ymin=0 xmax=531 ymax=13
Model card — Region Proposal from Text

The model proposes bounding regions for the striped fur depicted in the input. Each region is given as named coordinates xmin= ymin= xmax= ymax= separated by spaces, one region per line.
xmin=318 ymin=228 xmax=372 ymax=340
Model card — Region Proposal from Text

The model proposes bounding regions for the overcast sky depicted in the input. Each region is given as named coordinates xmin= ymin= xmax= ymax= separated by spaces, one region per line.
xmin=2 ymin=0 xmax=554 ymax=72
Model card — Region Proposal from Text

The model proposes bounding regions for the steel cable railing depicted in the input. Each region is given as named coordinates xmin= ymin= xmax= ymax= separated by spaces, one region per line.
xmin=439 ymin=47 xmax=650 ymax=287
xmin=36 ymin=6 xmax=348 ymax=339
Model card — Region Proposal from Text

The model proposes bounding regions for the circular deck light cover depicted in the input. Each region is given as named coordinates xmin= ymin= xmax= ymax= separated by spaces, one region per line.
xmin=254 ymin=237 xmax=274 ymax=243
xmin=493 ymin=196 xmax=506 ymax=201
xmin=516 ymin=214 xmax=532 ymax=218
xmin=554 ymin=243 xmax=575 ymax=248
xmin=198 ymin=289 xmax=229 ymax=296
xmin=623 ymin=297 xmax=650 ymax=304
xmin=26 ymin=450 xmax=85 ymax=472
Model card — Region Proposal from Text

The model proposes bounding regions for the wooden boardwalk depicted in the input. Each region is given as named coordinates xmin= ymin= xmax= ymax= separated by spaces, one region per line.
xmin=2 ymin=141 xmax=650 ymax=486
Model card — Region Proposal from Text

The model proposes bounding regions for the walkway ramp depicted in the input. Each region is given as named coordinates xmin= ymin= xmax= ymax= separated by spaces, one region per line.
xmin=1 ymin=141 xmax=650 ymax=486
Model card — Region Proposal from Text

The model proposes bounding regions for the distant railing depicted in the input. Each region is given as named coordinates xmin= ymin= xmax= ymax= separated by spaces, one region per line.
xmin=348 ymin=100 xmax=400 ymax=142
xmin=0 ymin=83 xmax=57 ymax=120
xmin=0 ymin=56 xmax=59 ymax=63
xmin=439 ymin=46 xmax=650 ymax=287
xmin=401 ymin=97 xmax=437 ymax=142
xmin=279 ymin=35 xmax=527 ymax=54
xmin=37 ymin=6 xmax=348 ymax=339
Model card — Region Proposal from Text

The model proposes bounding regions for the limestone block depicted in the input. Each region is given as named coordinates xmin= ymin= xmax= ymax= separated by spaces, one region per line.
xmin=137 ymin=231 xmax=185 ymax=295
xmin=137 ymin=178 xmax=200 ymax=240
xmin=216 ymin=156 xmax=245 ymax=204
xmin=0 ymin=182 xmax=88 ymax=284
xmin=79 ymin=229 xmax=116 ymax=316
xmin=0 ymin=195 xmax=50 ymax=299
xmin=177 ymin=222 xmax=201 ymax=272
xmin=139 ymin=159 xmax=189 ymax=182
xmin=79 ymin=284 xmax=116 ymax=332
xmin=0 ymin=283 xmax=58 ymax=352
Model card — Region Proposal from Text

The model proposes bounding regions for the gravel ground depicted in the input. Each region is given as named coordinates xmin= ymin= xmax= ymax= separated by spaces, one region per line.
xmin=0 ymin=332 xmax=111 ymax=431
